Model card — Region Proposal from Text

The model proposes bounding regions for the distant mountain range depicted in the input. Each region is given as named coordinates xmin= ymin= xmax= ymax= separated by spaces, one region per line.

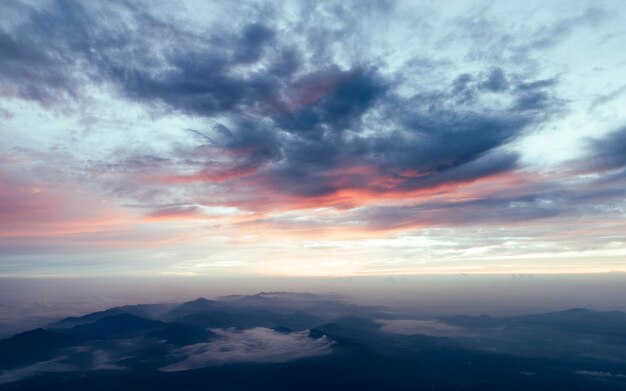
xmin=2 ymin=292 xmax=626 ymax=390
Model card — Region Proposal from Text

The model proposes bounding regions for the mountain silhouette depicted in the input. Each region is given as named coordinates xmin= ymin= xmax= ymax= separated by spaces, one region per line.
xmin=147 ymin=323 xmax=217 ymax=346
xmin=63 ymin=313 xmax=166 ymax=338
xmin=0 ymin=328 xmax=82 ymax=369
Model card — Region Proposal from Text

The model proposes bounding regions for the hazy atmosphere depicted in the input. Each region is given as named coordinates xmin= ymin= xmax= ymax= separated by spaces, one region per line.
xmin=3 ymin=274 xmax=626 ymax=338
xmin=1 ymin=0 xmax=626 ymax=389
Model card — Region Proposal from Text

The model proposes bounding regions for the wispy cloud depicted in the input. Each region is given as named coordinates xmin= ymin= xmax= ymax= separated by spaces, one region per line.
xmin=161 ymin=327 xmax=334 ymax=371
xmin=0 ymin=356 xmax=73 ymax=385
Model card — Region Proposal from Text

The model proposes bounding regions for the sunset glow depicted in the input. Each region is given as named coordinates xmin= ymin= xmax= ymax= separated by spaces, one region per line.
xmin=1 ymin=0 xmax=625 ymax=277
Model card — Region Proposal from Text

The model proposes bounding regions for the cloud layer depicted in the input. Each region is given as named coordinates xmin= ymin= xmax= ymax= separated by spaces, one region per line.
xmin=161 ymin=327 xmax=334 ymax=371
xmin=0 ymin=0 xmax=625 ymax=275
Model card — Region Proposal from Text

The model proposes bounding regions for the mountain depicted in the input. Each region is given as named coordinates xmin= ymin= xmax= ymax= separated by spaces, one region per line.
xmin=436 ymin=308 xmax=626 ymax=362
xmin=62 ymin=313 xmax=166 ymax=339
xmin=0 ymin=328 xmax=82 ymax=369
xmin=162 ymin=298 xmax=217 ymax=320
xmin=2 ymin=295 xmax=626 ymax=390
xmin=502 ymin=308 xmax=626 ymax=336
xmin=147 ymin=323 xmax=217 ymax=346
xmin=441 ymin=308 xmax=626 ymax=336
xmin=163 ymin=297 xmax=322 ymax=330
xmin=216 ymin=292 xmax=387 ymax=320
xmin=48 ymin=303 xmax=173 ymax=329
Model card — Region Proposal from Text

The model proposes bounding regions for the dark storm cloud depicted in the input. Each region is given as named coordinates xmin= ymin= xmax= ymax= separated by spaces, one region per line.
xmin=356 ymin=195 xmax=564 ymax=230
xmin=352 ymin=159 xmax=626 ymax=232
xmin=394 ymin=152 xmax=520 ymax=191
xmin=0 ymin=0 xmax=566 ymax=212
xmin=236 ymin=65 xmax=554 ymax=202
xmin=379 ymin=96 xmax=528 ymax=175
xmin=102 ymin=28 xmax=285 ymax=118
xmin=0 ymin=1 xmax=107 ymax=103
xmin=481 ymin=68 xmax=509 ymax=92
xmin=183 ymin=117 xmax=283 ymax=181
xmin=275 ymin=67 xmax=389 ymax=134
xmin=0 ymin=1 xmax=286 ymax=113
xmin=584 ymin=127 xmax=626 ymax=172
xmin=350 ymin=189 xmax=599 ymax=231
xmin=0 ymin=24 xmax=77 ymax=104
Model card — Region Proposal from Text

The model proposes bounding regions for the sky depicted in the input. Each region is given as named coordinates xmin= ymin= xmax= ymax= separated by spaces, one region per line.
xmin=1 ymin=0 xmax=625 ymax=278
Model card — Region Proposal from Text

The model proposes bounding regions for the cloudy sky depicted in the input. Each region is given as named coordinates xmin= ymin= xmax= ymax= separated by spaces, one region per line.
xmin=1 ymin=0 xmax=625 ymax=277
